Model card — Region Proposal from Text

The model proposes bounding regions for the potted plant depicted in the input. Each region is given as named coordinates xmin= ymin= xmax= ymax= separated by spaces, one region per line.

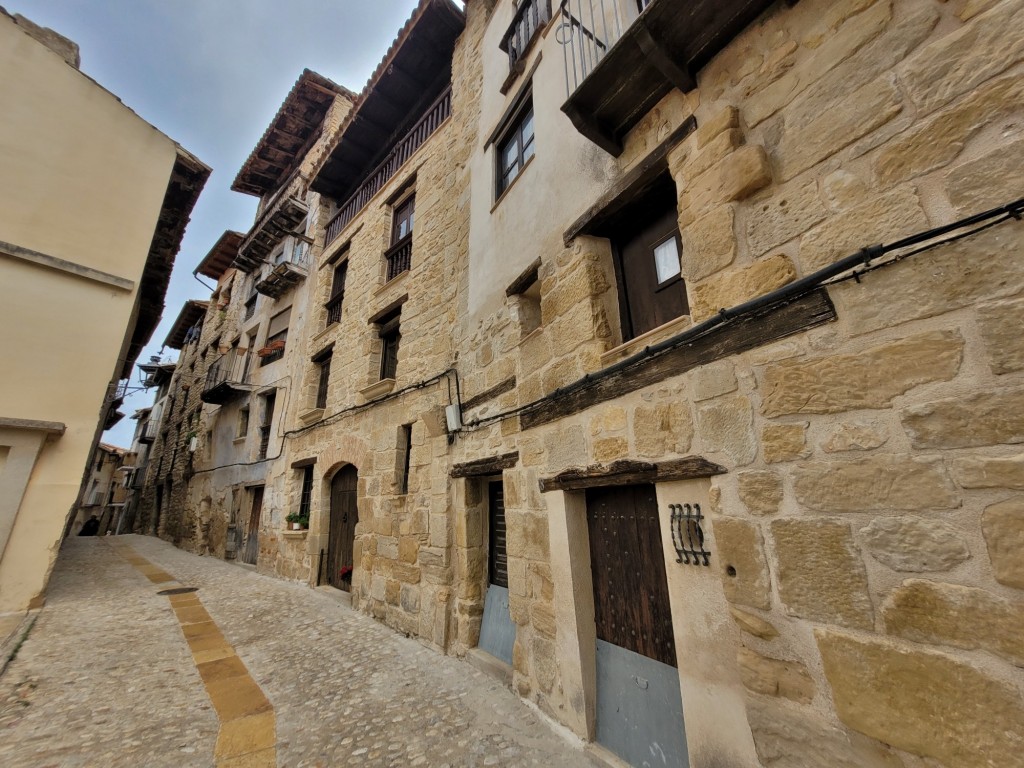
xmin=285 ymin=512 xmax=309 ymax=531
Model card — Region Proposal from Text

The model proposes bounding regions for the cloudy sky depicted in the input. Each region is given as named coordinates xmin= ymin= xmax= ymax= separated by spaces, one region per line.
xmin=7 ymin=0 xmax=426 ymax=446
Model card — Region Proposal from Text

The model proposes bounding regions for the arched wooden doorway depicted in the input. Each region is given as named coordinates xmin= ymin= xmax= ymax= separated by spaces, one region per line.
xmin=327 ymin=465 xmax=358 ymax=591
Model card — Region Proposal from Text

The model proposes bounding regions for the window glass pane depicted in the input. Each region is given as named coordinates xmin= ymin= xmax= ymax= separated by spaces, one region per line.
xmin=503 ymin=141 xmax=519 ymax=175
xmin=522 ymin=110 xmax=534 ymax=144
xmin=523 ymin=134 xmax=535 ymax=164
xmin=653 ymin=237 xmax=681 ymax=284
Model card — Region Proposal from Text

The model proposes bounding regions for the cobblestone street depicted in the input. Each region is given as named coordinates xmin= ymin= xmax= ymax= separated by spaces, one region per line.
xmin=0 ymin=536 xmax=594 ymax=767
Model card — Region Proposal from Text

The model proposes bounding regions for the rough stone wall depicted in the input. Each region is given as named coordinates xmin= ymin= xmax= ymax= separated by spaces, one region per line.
xmin=447 ymin=0 xmax=1024 ymax=762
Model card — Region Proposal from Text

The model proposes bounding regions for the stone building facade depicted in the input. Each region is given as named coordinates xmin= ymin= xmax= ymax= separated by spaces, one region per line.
xmin=134 ymin=1 xmax=1024 ymax=766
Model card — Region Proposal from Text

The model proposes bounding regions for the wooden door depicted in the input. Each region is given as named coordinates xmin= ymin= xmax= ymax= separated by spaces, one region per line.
xmin=327 ymin=465 xmax=358 ymax=591
xmin=586 ymin=483 xmax=687 ymax=767
xmin=611 ymin=177 xmax=688 ymax=341
xmin=241 ymin=486 xmax=263 ymax=565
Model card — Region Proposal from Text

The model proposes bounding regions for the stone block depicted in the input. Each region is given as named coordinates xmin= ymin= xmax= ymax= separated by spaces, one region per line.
xmin=530 ymin=601 xmax=557 ymax=639
xmin=685 ymin=145 xmax=772 ymax=215
xmin=738 ymin=647 xmax=815 ymax=703
xmin=772 ymin=518 xmax=874 ymax=630
xmin=745 ymin=0 xmax=893 ymax=128
xmin=883 ymin=579 xmax=1024 ymax=666
xmin=714 ymin=517 xmax=771 ymax=610
xmin=822 ymin=422 xmax=887 ymax=453
xmin=762 ymin=330 xmax=963 ymax=418
xmin=747 ymin=697 xmax=908 ymax=768
xmin=729 ymin=606 xmax=778 ymax=640
xmin=506 ymin=510 xmax=549 ymax=562
xmin=400 ymin=583 xmax=421 ymax=613
xmin=794 ymin=456 xmax=959 ymax=513
xmin=691 ymin=253 xmax=796 ymax=322
xmin=377 ymin=536 xmax=399 ymax=560
xmin=592 ymin=437 xmax=628 ymax=462
xmin=738 ymin=470 xmax=784 ymax=516
xmin=693 ymin=106 xmax=738 ymax=149
xmin=776 ymin=74 xmax=903 ymax=182
xmin=947 ymin=137 xmax=1024 ymax=215
xmin=544 ymin=424 xmax=587 ymax=470
xmin=696 ymin=395 xmax=757 ymax=466
xmin=982 ymin=498 xmax=1024 ymax=590
xmin=799 ymin=186 xmax=929 ymax=272
xmin=874 ymin=74 xmax=1024 ymax=187
xmin=816 ymin=629 xmax=1024 ymax=768
xmin=860 ymin=516 xmax=970 ymax=573
xmin=836 ymin=224 xmax=1024 ymax=336
xmin=901 ymin=387 xmax=1024 ymax=449
xmin=746 ymin=180 xmax=828 ymax=258
xmin=589 ymin=406 xmax=627 ymax=435
xmin=690 ymin=360 xmax=737 ymax=403
xmin=680 ymin=205 xmax=737 ymax=281
xmin=900 ymin=0 xmax=1024 ymax=116
xmin=633 ymin=402 xmax=691 ymax=457
xmin=761 ymin=423 xmax=808 ymax=464
xmin=953 ymin=453 xmax=1024 ymax=490
xmin=978 ymin=297 xmax=1024 ymax=375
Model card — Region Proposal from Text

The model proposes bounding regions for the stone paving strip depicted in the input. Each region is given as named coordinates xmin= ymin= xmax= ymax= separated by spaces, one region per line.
xmin=108 ymin=540 xmax=277 ymax=767
xmin=1 ymin=536 xmax=594 ymax=767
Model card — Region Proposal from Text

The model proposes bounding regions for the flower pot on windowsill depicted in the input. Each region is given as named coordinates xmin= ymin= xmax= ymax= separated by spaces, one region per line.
xmin=257 ymin=340 xmax=286 ymax=357
xmin=290 ymin=522 xmax=305 ymax=531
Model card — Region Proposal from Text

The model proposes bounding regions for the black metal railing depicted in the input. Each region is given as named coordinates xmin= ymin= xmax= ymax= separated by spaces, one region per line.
xmin=325 ymin=292 xmax=344 ymax=327
xmin=556 ymin=0 xmax=628 ymax=96
xmin=325 ymin=87 xmax=452 ymax=247
xmin=500 ymin=0 xmax=552 ymax=71
xmin=384 ymin=236 xmax=413 ymax=282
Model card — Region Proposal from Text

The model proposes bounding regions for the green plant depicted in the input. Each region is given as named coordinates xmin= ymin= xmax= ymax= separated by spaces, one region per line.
xmin=285 ymin=512 xmax=309 ymax=527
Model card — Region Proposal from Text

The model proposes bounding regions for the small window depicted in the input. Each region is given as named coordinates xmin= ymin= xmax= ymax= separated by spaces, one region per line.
xmin=237 ymin=407 xmax=249 ymax=438
xmin=258 ymin=392 xmax=276 ymax=460
xmin=325 ymin=260 xmax=348 ymax=327
xmin=496 ymin=99 xmax=535 ymax=196
xmin=313 ymin=347 xmax=333 ymax=410
xmin=260 ymin=310 xmax=290 ymax=367
xmin=507 ymin=260 xmax=542 ymax=338
xmin=392 ymin=196 xmax=415 ymax=244
xmin=377 ymin=309 xmax=401 ymax=381
xmin=397 ymin=424 xmax=413 ymax=495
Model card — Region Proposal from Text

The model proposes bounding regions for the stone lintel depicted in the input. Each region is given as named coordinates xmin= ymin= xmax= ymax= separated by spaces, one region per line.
xmin=0 ymin=417 xmax=66 ymax=436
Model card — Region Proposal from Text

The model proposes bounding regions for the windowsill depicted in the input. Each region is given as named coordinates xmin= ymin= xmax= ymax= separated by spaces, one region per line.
xmin=281 ymin=529 xmax=309 ymax=539
xmin=311 ymin=323 xmax=337 ymax=345
xmin=298 ymin=407 xmax=325 ymax=424
xmin=491 ymin=153 xmax=536 ymax=213
xmin=373 ymin=268 xmax=409 ymax=297
xmin=600 ymin=314 xmax=693 ymax=367
xmin=233 ymin=436 xmax=247 ymax=444
xmin=359 ymin=378 xmax=396 ymax=401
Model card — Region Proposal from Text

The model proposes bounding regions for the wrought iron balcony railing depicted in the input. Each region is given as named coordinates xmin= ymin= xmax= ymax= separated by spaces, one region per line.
xmin=201 ymin=356 xmax=252 ymax=405
xmin=325 ymin=87 xmax=452 ymax=247
xmin=325 ymin=292 xmax=344 ymax=327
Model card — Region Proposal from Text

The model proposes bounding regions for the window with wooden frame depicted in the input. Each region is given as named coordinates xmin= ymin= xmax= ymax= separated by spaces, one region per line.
xmin=244 ymin=276 xmax=258 ymax=321
xmin=258 ymin=391 xmax=276 ymax=460
xmin=325 ymin=258 xmax=348 ymax=328
xmin=312 ymin=346 xmax=333 ymax=410
xmin=608 ymin=175 xmax=688 ymax=341
xmin=376 ymin=308 xmax=402 ymax=381
xmin=496 ymin=97 xmax=535 ymax=197
xmin=297 ymin=464 xmax=314 ymax=521
xmin=386 ymin=195 xmax=415 ymax=281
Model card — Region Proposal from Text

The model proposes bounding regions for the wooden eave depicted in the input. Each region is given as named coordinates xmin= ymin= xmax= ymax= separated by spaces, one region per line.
xmin=561 ymin=0 xmax=782 ymax=156
xmin=232 ymin=69 xmax=356 ymax=197
xmin=163 ymin=300 xmax=209 ymax=350
xmin=194 ymin=230 xmax=244 ymax=280
xmin=121 ymin=149 xmax=210 ymax=377
xmin=311 ymin=0 xmax=465 ymax=199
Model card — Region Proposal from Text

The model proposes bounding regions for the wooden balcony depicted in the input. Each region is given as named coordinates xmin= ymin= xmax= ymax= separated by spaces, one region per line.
xmin=558 ymin=0 xmax=784 ymax=156
xmin=234 ymin=194 xmax=308 ymax=273
xmin=500 ymin=0 xmax=552 ymax=76
xmin=200 ymin=359 xmax=252 ymax=405
xmin=255 ymin=256 xmax=309 ymax=299
xmin=384 ymin=236 xmax=413 ymax=282
xmin=324 ymin=87 xmax=452 ymax=248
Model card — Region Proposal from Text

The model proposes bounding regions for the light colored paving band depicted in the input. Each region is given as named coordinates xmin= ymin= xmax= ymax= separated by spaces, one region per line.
xmin=108 ymin=541 xmax=277 ymax=767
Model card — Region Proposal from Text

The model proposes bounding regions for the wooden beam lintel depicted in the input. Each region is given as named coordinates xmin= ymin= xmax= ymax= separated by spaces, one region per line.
xmin=451 ymin=451 xmax=520 ymax=479
xmin=539 ymin=456 xmax=726 ymax=493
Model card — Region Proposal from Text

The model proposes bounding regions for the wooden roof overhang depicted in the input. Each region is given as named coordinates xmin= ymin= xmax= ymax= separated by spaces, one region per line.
xmin=232 ymin=69 xmax=355 ymax=198
xmin=233 ymin=194 xmax=309 ymax=273
xmin=194 ymin=230 xmax=244 ymax=280
xmin=121 ymin=149 xmax=210 ymax=377
xmin=562 ymin=0 xmax=785 ymax=156
xmin=163 ymin=300 xmax=209 ymax=350
xmin=311 ymin=0 xmax=465 ymax=200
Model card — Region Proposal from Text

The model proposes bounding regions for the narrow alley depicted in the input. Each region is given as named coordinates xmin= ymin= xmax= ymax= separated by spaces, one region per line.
xmin=0 ymin=537 xmax=594 ymax=767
